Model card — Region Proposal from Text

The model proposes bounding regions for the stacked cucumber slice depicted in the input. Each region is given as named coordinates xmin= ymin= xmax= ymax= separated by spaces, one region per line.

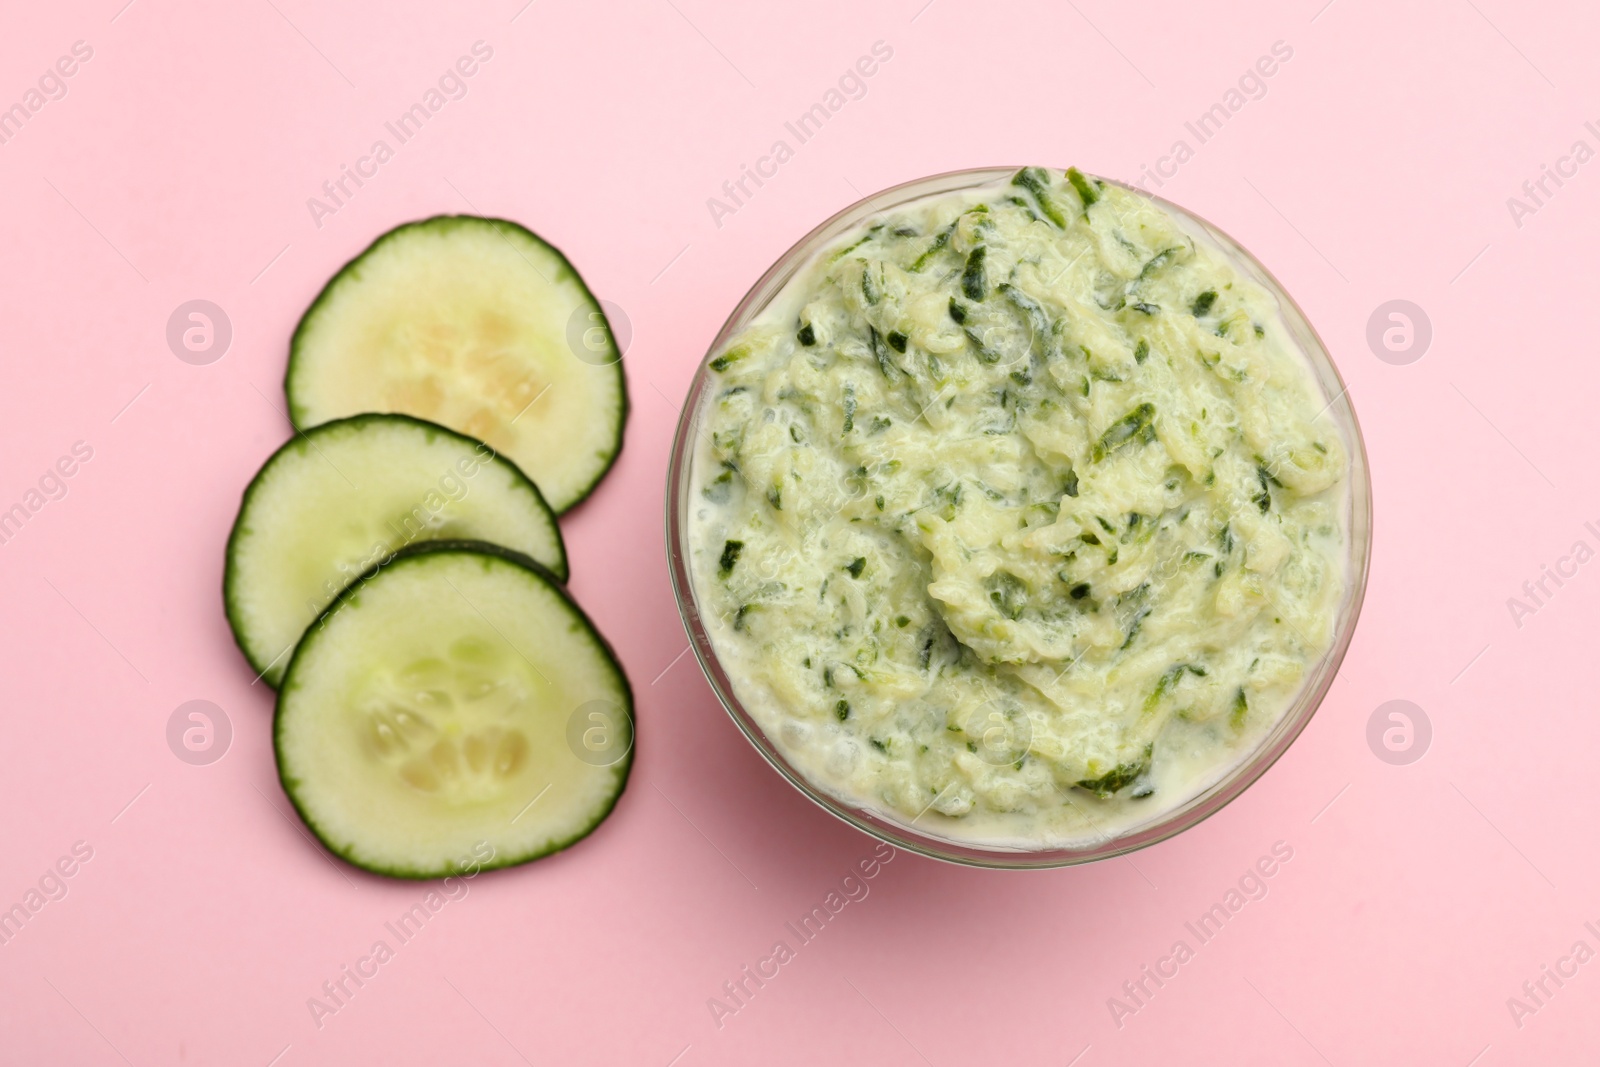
xmin=226 ymin=216 xmax=632 ymax=880
xmin=287 ymin=216 xmax=626 ymax=513
xmin=277 ymin=543 xmax=632 ymax=879
xmin=225 ymin=414 xmax=569 ymax=688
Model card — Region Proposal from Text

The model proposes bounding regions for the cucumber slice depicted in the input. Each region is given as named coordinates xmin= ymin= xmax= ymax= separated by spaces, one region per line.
xmin=225 ymin=414 xmax=566 ymax=688
xmin=286 ymin=215 xmax=628 ymax=514
xmin=275 ymin=541 xmax=633 ymax=879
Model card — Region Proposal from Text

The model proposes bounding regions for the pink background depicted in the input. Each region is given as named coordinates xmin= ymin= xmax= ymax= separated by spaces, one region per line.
xmin=0 ymin=0 xmax=1594 ymax=1062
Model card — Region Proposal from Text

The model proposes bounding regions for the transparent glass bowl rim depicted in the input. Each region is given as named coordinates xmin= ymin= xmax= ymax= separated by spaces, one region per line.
xmin=664 ymin=166 xmax=1373 ymax=869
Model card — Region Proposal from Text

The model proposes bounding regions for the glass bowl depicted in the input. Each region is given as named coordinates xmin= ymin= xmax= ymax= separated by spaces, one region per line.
xmin=665 ymin=167 xmax=1372 ymax=868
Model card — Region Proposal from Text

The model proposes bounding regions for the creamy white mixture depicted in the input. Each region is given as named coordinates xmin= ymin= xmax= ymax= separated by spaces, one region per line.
xmin=688 ymin=168 xmax=1349 ymax=848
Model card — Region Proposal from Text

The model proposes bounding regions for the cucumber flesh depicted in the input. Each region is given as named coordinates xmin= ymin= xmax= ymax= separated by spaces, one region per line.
xmin=275 ymin=542 xmax=632 ymax=879
xmin=286 ymin=215 xmax=627 ymax=513
xmin=225 ymin=414 xmax=566 ymax=688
